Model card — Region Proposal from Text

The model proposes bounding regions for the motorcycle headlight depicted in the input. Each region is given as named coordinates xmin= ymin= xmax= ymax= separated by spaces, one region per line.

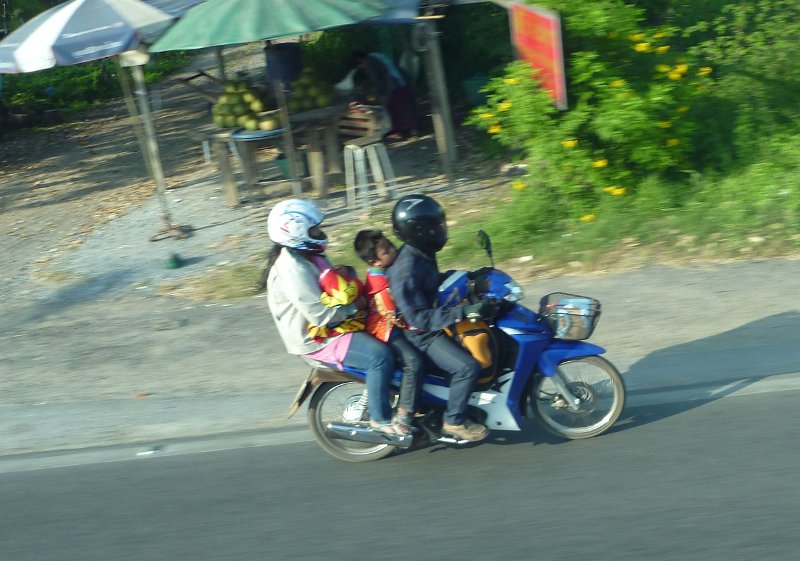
xmin=503 ymin=281 xmax=524 ymax=302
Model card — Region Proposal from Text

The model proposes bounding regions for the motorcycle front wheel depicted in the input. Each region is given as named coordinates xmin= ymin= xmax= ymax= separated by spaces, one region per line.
xmin=307 ymin=381 xmax=395 ymax=463
xmin=533 ymin=355 xmax=625 ymax=439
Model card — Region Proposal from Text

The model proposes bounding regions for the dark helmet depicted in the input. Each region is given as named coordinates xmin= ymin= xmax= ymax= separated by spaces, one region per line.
xmin=392 ymin=194 xmax=448 ymax=253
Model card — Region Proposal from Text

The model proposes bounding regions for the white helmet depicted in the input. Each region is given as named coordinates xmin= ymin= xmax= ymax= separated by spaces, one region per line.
xmin=267 ymin=199 xmax=328 ymax=252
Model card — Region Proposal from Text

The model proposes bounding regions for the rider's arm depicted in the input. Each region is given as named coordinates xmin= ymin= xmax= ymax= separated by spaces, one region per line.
xmin=279 ymin=251 xmax=356 ymax=327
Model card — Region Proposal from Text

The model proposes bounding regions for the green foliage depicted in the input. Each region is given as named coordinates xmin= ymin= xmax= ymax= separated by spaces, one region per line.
xmin=1 ymin=52 xmax=191 ymax=113
xmin=458 ymin=0 xmax=800 ymax=267
xmin=300 ymin=27 xmax=401 ymax=85
xmin=439 ymin=3 xmax=513 ymax=103
xmin=687 ymin=0 xmax=800 ymax=164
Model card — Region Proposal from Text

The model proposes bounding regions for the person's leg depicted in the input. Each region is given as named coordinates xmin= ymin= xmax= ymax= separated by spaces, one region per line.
xmin=342 ymin=332 xmax=395 ymax=424
xmin=389 ymin=335 xmax=425 ymax=414
xmin=422 ymin=334 xmax=481 ymax=425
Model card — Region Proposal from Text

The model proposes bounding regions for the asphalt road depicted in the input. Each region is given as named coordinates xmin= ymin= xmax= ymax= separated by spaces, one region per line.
xmin=2 ymin=388 xmax=800 ymax=561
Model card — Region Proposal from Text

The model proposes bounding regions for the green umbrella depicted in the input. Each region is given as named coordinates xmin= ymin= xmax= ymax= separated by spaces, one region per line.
xmin=149 ymin=0 xmax=390 ymax=52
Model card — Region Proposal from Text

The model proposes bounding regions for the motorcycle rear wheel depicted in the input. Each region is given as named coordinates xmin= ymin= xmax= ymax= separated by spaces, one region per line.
xmin=533 ymin=355 xmax=625 ymax=439
xmin=307 ymin=381 xmax=395 ymax=463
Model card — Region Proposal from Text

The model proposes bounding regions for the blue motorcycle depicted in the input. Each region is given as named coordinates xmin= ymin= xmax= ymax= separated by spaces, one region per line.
xmin=291 ymin=231 xmax=625 ymax=462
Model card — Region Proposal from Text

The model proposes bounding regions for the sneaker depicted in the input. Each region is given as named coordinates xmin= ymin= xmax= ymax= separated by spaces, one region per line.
xmin=442 ymin=419 xmax=489 ymax=442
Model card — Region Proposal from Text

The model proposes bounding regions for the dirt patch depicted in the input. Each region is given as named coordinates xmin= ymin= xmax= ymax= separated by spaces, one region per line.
xmin=0 ymin=45 xmax=516 ymax=305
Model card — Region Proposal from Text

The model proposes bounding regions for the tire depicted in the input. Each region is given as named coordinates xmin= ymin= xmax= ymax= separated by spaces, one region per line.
xmin=533 ymin=355 xmax=625 ymax=439
xmin=307 ymin=381 xmax=395 ymax=463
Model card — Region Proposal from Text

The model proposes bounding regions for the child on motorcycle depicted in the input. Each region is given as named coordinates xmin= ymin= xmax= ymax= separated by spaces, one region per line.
xmin=354 ymin=229 xmax=425 ymax=435
xmin=259 ymin=199 xmax=401 ymax=435
xmin=387 ymin=194 xmax=499 ymax=442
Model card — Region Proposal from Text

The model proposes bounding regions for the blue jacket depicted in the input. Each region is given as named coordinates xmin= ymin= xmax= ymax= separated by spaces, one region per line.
xmin=387 ymin=244 xmax=465 ymax=347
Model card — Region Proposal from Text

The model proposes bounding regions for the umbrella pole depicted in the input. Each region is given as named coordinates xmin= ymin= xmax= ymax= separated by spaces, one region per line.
xmin=419 ymin=22 xmax=457 ymax=186
xmin=273 ymin=78 xmax=302 ymax=197
xmin=116 ymin=58 xmax=155 ymax=182
xmin=128 ymin=63 xmax=182 ymax=234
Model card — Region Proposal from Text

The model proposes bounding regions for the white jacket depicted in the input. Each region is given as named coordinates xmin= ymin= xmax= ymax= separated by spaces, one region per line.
xmin=267 ymin=248 xmax=357 ymax=355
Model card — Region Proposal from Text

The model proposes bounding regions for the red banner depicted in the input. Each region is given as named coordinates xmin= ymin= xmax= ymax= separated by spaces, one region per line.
xmin=509 ymin=3 xmax=568 ymax=110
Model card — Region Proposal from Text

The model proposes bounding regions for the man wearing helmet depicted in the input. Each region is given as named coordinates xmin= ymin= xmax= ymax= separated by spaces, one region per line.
xmin=260 ymin=199 xmax=401 ymax=434
xmin=387 ymin=194 xmax=497 ymax=442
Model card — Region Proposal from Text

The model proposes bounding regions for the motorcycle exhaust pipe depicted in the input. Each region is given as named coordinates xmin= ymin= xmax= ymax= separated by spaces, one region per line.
xmin=325 ymin=422 xmax=414 ymax=448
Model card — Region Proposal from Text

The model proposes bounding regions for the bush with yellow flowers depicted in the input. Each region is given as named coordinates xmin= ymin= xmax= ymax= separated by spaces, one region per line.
xmin=467 ymin=0 xmax=715 ymax=223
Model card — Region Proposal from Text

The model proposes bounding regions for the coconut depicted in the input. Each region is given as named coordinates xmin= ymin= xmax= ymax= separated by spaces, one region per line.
xmin=259 ymin=118 xmax=279 ymax=131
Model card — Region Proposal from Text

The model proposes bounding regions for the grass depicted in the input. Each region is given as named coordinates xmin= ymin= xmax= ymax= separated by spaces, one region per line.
xmin=161 ymin=132 xmax=800 ymax=301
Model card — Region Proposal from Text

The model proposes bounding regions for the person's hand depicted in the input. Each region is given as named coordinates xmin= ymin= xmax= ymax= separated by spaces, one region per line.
xmin=463 ymin=299 xmax=499 ymax=322
xmin=467 ymin=266 xmax=493 ymax=293
xmin=466 ymin=266 xmax=493 ymax=280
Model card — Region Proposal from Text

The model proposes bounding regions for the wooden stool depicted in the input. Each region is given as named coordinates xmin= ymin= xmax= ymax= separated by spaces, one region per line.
xmin=343 ymin=137 xmax=396 ymax=210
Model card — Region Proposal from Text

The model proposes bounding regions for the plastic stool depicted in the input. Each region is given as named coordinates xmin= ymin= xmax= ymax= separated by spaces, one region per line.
xmin=343 ymin=139 xmax=396 ymax=209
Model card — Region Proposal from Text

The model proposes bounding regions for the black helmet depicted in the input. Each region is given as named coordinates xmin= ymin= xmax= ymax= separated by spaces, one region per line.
xmin=392 ymin=194 xmax=448 ymax=253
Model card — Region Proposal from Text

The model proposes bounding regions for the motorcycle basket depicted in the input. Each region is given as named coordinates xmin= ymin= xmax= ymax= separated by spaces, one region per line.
xmin=539 ymin=293 xmax=601 ymax=340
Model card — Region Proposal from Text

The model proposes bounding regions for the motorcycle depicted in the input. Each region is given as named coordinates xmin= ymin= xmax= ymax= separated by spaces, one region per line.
xmin=290 ymin=231 xmax=626 ymax=462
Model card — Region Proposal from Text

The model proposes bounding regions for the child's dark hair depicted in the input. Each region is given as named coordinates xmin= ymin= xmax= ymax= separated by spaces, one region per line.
xmin=354 ymin=229 xmax=384 ymax=263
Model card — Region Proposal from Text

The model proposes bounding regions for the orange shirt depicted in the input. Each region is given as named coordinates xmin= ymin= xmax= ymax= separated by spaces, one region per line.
xmin=364 ymin=268 xmax=407 ymax=342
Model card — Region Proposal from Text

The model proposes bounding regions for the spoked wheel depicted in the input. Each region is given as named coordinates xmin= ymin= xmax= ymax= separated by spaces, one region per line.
xmin=533 ymin=356 xmax=625 ymax=439
xmin=307 ymin=381 xmax=395 ymax=463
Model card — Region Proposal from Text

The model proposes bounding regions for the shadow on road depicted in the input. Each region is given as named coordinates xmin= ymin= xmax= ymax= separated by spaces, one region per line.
xmin=394 ymin=312 xmax=800 ymax=457
xmin=610 ymin=311 xmax=800 ymax=433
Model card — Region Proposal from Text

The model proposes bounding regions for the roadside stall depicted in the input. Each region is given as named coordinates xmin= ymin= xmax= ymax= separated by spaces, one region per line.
xmin=149 ymin=0 xmax=392 ymax=205
xmin=150 ymin=0 xmax=460 ymax=206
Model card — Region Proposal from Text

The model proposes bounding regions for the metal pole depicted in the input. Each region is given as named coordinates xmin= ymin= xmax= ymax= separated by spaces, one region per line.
xmin=115 ymin=57 xmax=154 ymax=180
xmin=214 ymin=47 xmax=226 ymax=81
xmin=419 ymin=21 xmax=457 ymax=185
xmin=272 ymin=77 xmax=303 ymax=196
xmin=129 ymin=63 xmax=174 ymax=228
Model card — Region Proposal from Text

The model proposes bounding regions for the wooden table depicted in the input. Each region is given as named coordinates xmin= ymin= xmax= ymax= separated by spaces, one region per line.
xmin=290 ymin=102 xmax=349 ymax=198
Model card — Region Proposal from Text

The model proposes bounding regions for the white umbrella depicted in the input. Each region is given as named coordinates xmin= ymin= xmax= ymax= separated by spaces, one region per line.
xmin=0 ymin=0 xmax=201 ymax=237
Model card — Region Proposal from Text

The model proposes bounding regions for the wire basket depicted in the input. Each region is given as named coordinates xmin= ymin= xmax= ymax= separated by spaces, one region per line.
xmin=539 ymin=293 xmax=602 ymax=340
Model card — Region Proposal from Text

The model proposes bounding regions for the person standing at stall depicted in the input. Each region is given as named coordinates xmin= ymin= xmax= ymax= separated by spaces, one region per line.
xmin=351 ymin=50 xmax=418 ymax=140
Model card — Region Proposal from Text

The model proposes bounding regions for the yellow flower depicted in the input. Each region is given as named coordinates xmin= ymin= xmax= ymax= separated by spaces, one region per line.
xmin=655 ymin=45 xmax=670 ymax=54
xmin=511 ymin=181 xmax=527 ymax=191
xmin=634 ymin=42 xmax=652 ymax=52
xmin=666 ymin=138 xmax=680 ymax=147
xmin=697 ymin=66 xmax=713 ymax=76
xmin=579 ymin=214 xmax=597 ymax=223
xmin=592 ymin=159 xmax=609 ymax=168
xmin=652 ymin=32 xmax=665 ymax=39
xmin=674 ymin=64 xmax=689 ymax=74
xmin=608 ymin=31 xmax=620 ymax=39
xmin=611 ymin=187 xmax=627 ymax=196
xmin=561 ymin=139 xmax=579 ymax=148
xmin=667 ymin=71 xmax=683 ymax=80
xmin=657 ymin=121 xmax=672 ymax=129
xmin=656 ymin=64 xmax=671 ymax=73
xmin=504 ymin=78 xmax=519 ymax=85
xmin=610 ymin=79 xmax=626 ymax=88
xmin=676 ymin=106 xmax=690 ymax=113
xmin=479 ymin=112 xmax=494 ymax=120
xmin=498 ymin=101 xmax=512 ymax=111
xmin=629 ymin=33 xmax=646 ymax=41
xmin=488 ymin=125 xmax=502 ymax=134
xmin=603 ymin=186 xmax=617 ymax=193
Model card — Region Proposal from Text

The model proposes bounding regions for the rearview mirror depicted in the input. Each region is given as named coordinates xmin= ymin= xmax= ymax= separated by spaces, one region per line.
xmin=476 ymin=230 xmax=494 ymax=267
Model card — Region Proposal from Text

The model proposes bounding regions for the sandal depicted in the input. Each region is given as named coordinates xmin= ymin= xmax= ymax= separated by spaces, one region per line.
xmin=392 ymin=412 xmax=414 ymax=435
xmin=369 ymin=421 xmax=405 ymax=436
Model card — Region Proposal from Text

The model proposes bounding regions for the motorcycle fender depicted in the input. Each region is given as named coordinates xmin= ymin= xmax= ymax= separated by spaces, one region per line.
xmin=288 ymin=367 xmax=362 ymax=417
xmin=537 ymin=341 xmax=606 ymax=377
